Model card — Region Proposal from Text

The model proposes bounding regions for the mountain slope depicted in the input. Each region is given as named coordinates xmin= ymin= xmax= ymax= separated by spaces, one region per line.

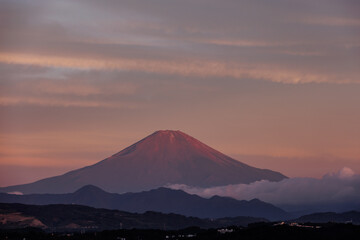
xmin=0 ymin=185 xmax=288 ymax=220
xmin=0 ymin=130 xmax=286 ymax=194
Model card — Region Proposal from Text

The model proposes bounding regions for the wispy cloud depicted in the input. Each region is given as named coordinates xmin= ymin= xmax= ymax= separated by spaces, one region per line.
xmin=303 ymin=16 xmax=360 ymax=27
xmin=1 ymin=52 xmax=356 ymax=84
xmin=0 ymin=96 xmax=132 ymax=108
xmin=201 ymin=39 xmax=283 ymax=48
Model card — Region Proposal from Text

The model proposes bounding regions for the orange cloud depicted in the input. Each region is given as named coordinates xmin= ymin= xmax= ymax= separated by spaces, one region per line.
xmin=0 ymin=96 xmax=140 ymax=108
xmin=32 ymin=80 xmax=138 ymax=96
xmin=0 ymin=52 xmax=356 ymax=84
xmin=202 ymin=39 xmax=285 ymax=47
xmin=303 ymin=16 xmax=360 ymax=27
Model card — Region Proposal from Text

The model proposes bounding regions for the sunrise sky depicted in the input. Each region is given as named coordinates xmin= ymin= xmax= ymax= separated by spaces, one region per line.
xmin=1 ymin=0 xmax=359 ymax=186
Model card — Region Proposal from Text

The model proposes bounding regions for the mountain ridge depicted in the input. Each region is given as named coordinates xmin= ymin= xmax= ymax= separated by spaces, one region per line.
xmin=293 ymin=211 xmax=360 ymax=224
xmin=0 ymin=185 xmax=288 ymax=220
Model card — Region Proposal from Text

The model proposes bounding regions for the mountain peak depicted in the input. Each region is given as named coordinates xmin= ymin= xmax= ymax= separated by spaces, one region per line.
xmin=150 ymin=130 xmax=187 ymax=142
xmin=150 ymin=130 xmax=194 ymax=141
xmin=153 ymin=130 xmax=182 ymax=134
xmin=74 ymin=185 xmax=107 ymax=195
xmin=111 ymin=129 xmax=235 ymax=166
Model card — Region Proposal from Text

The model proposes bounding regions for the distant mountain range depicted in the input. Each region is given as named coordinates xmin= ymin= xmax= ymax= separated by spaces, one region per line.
xmin=293 ymin=211 xmax=360 ymax=225
xmin=0 ymin=203 xmax=267 ymax=231
xmin=0 ymin=130 xmax=286 ymax=194
xmin=0 ymin=185 xmax=288 ymax=221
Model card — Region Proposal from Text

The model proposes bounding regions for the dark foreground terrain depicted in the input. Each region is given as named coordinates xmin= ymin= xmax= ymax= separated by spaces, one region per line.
xmin=0 ymin=203 xmax=266 ymax=231
xmin=1 ymin=223 xmax=360 ymax=240
xmin=1 ymin=203 xmax=360 ymax=239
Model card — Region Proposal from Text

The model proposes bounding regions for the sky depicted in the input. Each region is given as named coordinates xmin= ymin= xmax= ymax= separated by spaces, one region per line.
xmin=0 ymin=0 xmax=359 ymax=187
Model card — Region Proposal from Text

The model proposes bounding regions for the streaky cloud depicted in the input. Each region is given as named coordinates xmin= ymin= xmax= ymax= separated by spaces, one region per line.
xmin=0 ymin=52 xmax=355 ymax=84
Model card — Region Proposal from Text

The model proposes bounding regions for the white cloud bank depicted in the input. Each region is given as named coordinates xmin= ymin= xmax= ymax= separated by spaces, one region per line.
xmin=168 ymin=167 xmax=360 ymax=211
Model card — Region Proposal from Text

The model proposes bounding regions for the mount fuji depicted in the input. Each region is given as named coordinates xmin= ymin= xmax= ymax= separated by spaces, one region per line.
xmin=0 ymin=130 xmax=286 ymax=194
